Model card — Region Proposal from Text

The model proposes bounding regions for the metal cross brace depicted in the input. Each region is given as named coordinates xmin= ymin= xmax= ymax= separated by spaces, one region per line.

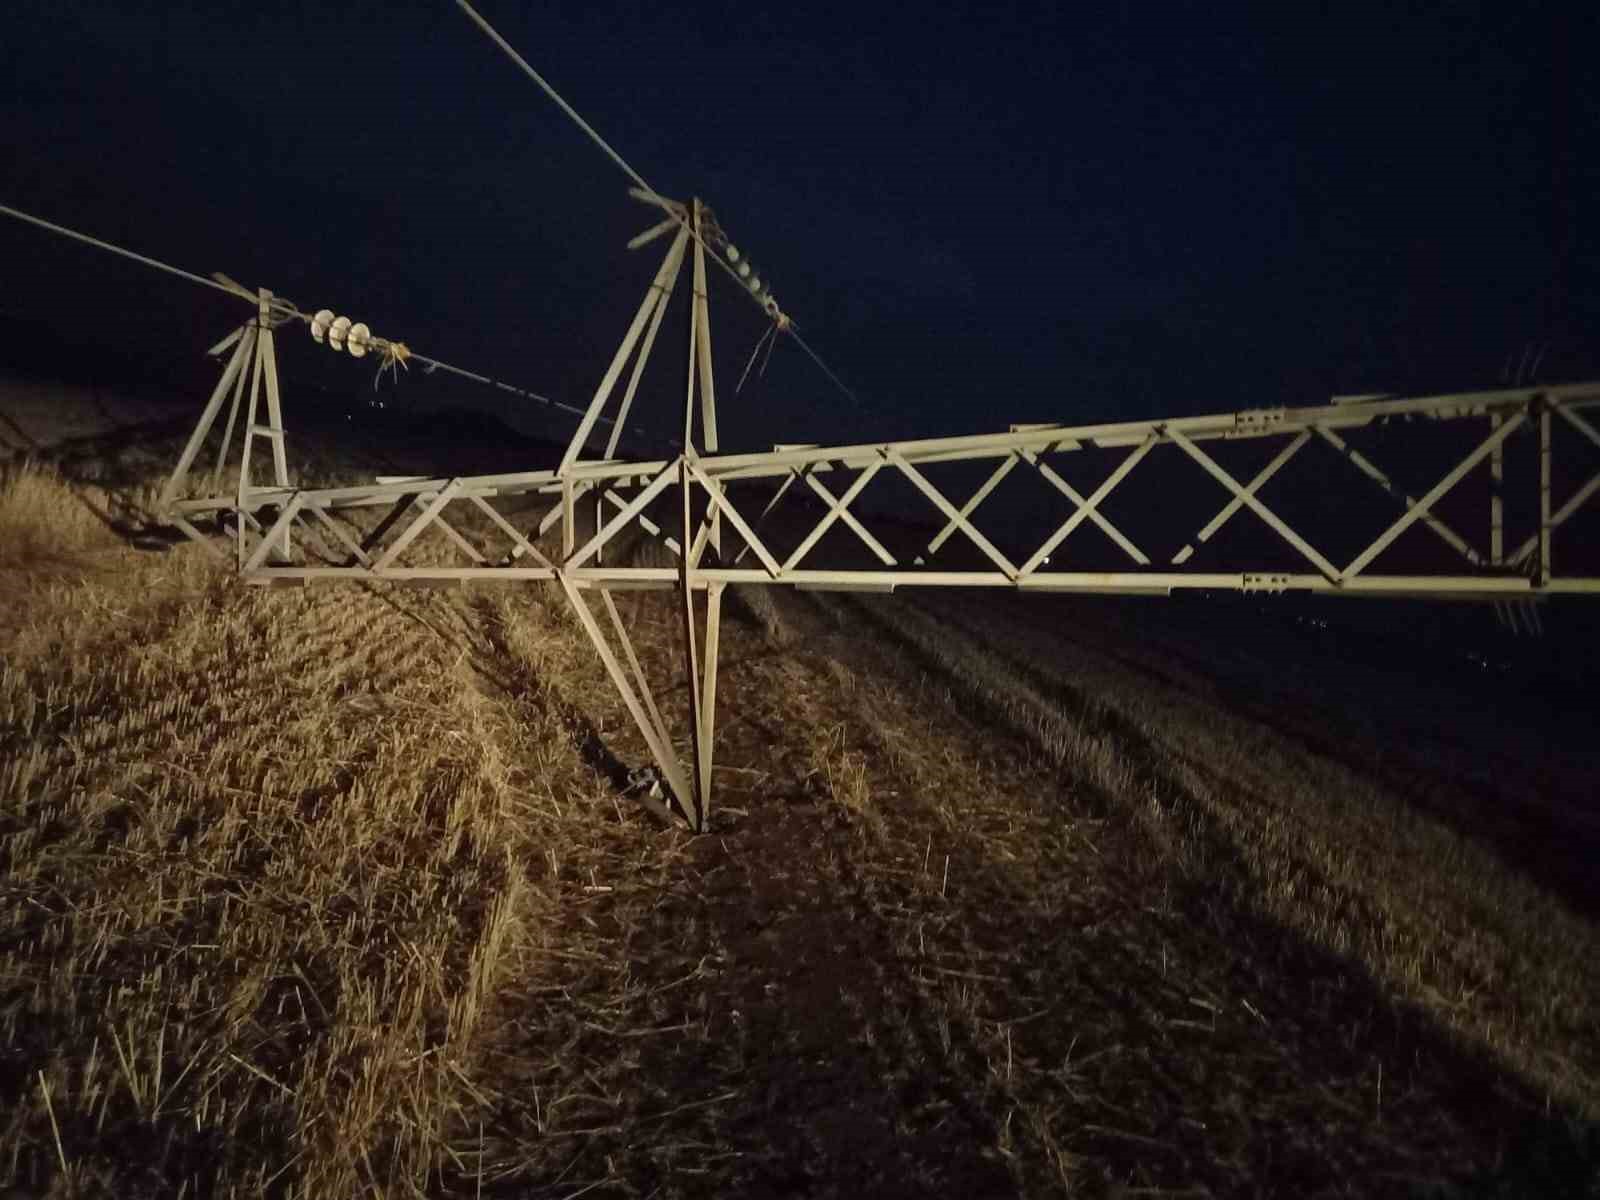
xmin=1315 ymin=426 xmax=1482 ymax=566
xmin=1172 ymin=431 xmax=1309 ymax=565
xmin=1018 ymin=438 xmax=1154 ymax=574
xmin=1168 ymin=426 xmax=1343 ymax=581
xmin=1343 ymin=413 xmax=1523 ymax=579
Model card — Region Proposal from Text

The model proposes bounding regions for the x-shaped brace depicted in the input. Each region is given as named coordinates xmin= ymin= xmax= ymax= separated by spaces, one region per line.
xmin=923 ymin=454 xmax=1022 ymax=558
xmin=1316 ymin=426 xmax=1481 ymax=566
xmin=1019 ymin=437 xmax=1153 ymax=574
xmin=1173 ymin=431 xmax=1309 ymax=565
xmin=887 ymin=449 xmax=1020 ymax=578
xmin=782 ymin=461 xmax=896 ymax=570
xmin=1343 ymin=413 xmax=1523 ymax=578
xmin=1168 ymin=428 xmax=1343 ymax=580
xmin=687 ymin=461 xmax=783 ymax=576
xmin=567 ymin=463 xmax=678 ymax=569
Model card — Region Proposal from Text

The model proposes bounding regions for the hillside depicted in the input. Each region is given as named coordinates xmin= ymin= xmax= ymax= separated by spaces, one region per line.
xmin=3 ymin=382 xmax=1599 ymax=1198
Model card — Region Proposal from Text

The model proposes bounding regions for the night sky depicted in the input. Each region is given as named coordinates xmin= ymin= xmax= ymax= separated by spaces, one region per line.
xmin=3 ymin=1 xmax=1595 ymax=453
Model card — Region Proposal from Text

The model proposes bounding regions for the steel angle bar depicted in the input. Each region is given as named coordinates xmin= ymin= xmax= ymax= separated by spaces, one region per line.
xmin=802 ymin=469 xmax=897 ymax=565
xmin=1019 ymin=437 xmax=1154 ymax=574
xmin=925 ymin=455 xmax=1018 ymax=556
xmin=563 ymin=566 xmax=1546 ymax=593
xmin=1019 ymin=571 xmax=1242 ymax=591
xmin=241 ymin=494 xmax=306 ymax=573
xmin=697 ymin=582 xmax=723 ymax=827
xmin=692 ymin=200 xmax=720 ymax=455
xmin=783 ymin=461 xmax=888 ymax=570
xmin=795 ymin=580 xmax=896 ymax=593
xmin=206 ymin=326 xmax=246 ymax=357
xmin=558 ymin=575 xmax=686 ymax=825
xmin=679 ymin=460 xmax=707 ymax=829
xmin=603 ymin=489 xmax=681 ymax=556
xmin=686 ymin=461 xmax=782 ymax=576
xmin=236 ymin=322 xmax=267 ymax=508
xmin=1331 ymin=574 xmax=1533 ymax=594
xmin=160 ymin=323 xmax=254 ymax=511
xmin=258 ymin=316 xmax=290 ymax=490
xmin=1506 ymin=404 xmax=1600 ymax=566
xmin=1490 ymin=414 xmax=1505 ymax=565
xmin=1172 ymin=431 xmax=1309 ymax=565
xmin=607 ymin=225 xmax=686 ymax=459
xmin=567 ymin=462 xmax=678 ymax=568
xmin=305 ymin=503 xmax=373 ymax=567
xmin=359 ymin=492 xmax=427 ymax=558
xmin=1510 ymin=473 xmax=1600 ymax=565
xmin=886 ymin=449 xmax=1020 ymax=578
xmin=425 ymin=507 xmax=488 ymax=565
xmin=562 ymin=477 xmax=577 ymax=558
xmin=539 ymin=480 xmax=592 ymax=537
xmin=1343 ymin=413 xmax=1524 ymax=579
xmin=370 ymin=480 xmax=464 ymax=572
xmin=370 ymin=488 xmax=487 ymax=566
xmin=1559 ymin=401 xmax=1600 ymax=453
xmin=1168 ymin=427 xmax=1343 ymax=581
xmin=599 ymin=589 xmax=673 ymax=771
xmin=211 ymin=325 xmax=258 ymax=493
xmin=169 ymin=514 xmax=227 ymax=559
xmin=1314 ymin=426 xmax=1481 ymax=565
xmin=683 ymin=260 xmax=700 ymax=452
xmin=1540 ymin=404 xmax=1552 ymax=585
xmin=561 ymin=226 xmax=690 ymax=473
xmin=732 ymin=469 xmax=799 ymax=566
xmin=251 ymin=565 xmax=558 ymax=581
xmin=691 ymin=383 xmax=1600 ymax=481
xmin=571 ymin=566 xmax=702 ymax=587
xmin=688 ymin=509 xmax=715 ymax=569
xmin=467 ymin=494 xmax=553 ymax=567
xmin=627 ymin=214 xmax=679 ymax=251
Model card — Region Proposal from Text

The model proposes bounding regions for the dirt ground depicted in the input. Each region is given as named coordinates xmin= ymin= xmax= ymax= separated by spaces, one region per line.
xmin=449 ymin=581 xmax=1599 ymax=1197
xmin=4 ymin=393 xmax=1598 ymax=1196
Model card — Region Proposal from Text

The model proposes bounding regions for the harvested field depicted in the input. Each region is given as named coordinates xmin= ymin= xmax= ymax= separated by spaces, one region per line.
xmin=3 ymin=414 xmax=1599 ymax=1196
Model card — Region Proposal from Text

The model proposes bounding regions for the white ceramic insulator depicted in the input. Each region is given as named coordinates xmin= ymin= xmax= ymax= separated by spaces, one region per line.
xmin=310 ymin=309 xmax=334 ymax=344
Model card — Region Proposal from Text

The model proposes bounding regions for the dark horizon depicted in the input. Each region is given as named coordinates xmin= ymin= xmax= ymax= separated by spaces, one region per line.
xmin=4 ymin=2 xmax=1596 ymax=452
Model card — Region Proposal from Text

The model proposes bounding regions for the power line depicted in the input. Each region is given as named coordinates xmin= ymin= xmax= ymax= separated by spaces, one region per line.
xmin=452 ymin=0 xmax=865 ymax=411
xmin=0 ymin=203 xmax=250 ymax=303
xmin=451 ymin=1 xmax=655 ymax=197
xmin=789 ymin=329 xmax=859 ymax=407
xmin=0 ymin=199 xmax=684 ymax=448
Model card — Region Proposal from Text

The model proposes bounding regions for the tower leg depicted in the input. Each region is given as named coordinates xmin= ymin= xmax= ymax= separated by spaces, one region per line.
xmin=1539 ymin=401 xmax=1551 ymax=586
xmin=559 ymin=574 xmax=693 ymax=826
xmin=159 ymin=322 xmax=253 ymax=512
xmin=1490 ymin=413 xmax=1503 ymax=566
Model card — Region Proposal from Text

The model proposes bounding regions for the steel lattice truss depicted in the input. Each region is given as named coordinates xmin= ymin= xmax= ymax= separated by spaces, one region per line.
xmin=160 ymin=195 xmax=1600 ymax=828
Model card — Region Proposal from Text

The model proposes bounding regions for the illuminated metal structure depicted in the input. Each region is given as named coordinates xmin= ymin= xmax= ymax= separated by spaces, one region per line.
xmin=151 ymin=182 xmax=1600 ymax=829
xmin=6 ymin=6 xmax=1596 ymax=831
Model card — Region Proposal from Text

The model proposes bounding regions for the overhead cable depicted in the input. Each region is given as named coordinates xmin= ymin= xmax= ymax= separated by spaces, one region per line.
xmin=1 ymin=203 xmax=250 ymax=303
xmin=452 ymin=0 xmax=863 ymax=409
xmin=0 ymin=199 xmax=661 ymax=441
